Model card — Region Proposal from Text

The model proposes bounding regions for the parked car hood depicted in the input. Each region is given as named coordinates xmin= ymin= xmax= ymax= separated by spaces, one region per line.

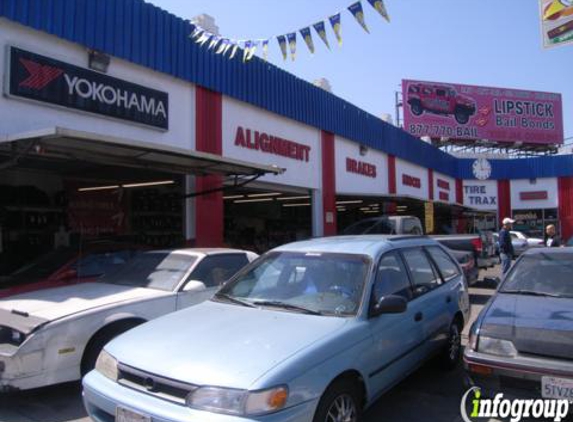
xmin=107 ymin=300 xmax=349 ymax=389
xmin=0 ymin=283 xmax=166 ymax=323
xmin=481 ymin=293 xmax=573 ymax=360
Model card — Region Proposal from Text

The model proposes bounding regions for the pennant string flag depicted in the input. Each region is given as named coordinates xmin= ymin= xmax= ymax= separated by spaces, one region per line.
xmin=348 ymin=2 xmax=369 ymax=33
xmin=277 ymin=35 xmax=288 ymax=61
xmin=367 ymin=0 xmax=390 ymax=22
xmin=329 ymin=13 xmax=342 ymax=46
xmin=287 ymin=32 xmax=297 ymax=61
xmin=313 ymin=21 xmax=330 ymax=49
xmin=262 ymin=39 xmax=269 ymax=61
xmin=300 ymin=27 xmax=315 ymax=54
xmin=189 ymin=1 xmax=391 ymax=62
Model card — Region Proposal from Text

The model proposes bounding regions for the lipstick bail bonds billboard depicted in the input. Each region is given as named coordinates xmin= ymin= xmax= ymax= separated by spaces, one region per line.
xmin=402 ymin=79 xmax=564 ymax=145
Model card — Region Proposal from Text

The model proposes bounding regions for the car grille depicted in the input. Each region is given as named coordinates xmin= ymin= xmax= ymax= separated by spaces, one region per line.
xmin=117 ymin=363 xmax=198 ymax=404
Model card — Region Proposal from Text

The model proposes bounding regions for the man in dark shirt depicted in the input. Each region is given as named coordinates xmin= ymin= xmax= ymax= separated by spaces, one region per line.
xmin=499 ymin=217 xmax=515 ymax=275
xmin=544 ymin=224 xmax=562 ymax=247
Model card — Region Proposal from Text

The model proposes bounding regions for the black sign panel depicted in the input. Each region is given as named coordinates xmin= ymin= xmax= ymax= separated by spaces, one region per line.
xmin=8 ymin=47 xmax=169 ymax=130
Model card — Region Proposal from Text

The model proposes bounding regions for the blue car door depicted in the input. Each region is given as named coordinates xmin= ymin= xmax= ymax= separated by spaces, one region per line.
xmin=401 ymin=247 xmax=447 ymax=357
xmin=365 ymin=251 xmax=426 ymax=397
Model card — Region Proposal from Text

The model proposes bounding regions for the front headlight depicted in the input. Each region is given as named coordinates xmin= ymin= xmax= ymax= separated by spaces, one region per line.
xmin=478 ymin=336 xmax=518 ymax=357
xmin=95 ymin=350 xmax=118 ymax=381
xmin=186 ymin=385 xmax=288 ymax=416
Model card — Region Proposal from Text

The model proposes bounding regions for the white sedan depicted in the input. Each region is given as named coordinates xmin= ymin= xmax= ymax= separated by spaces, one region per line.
xmin=511 ymin=230 xmax=544 ymax=248
xmin=0 ymin=248 xmax=257 ymax=392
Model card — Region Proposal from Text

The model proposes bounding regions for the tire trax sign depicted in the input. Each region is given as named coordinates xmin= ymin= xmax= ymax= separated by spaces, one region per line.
xmin=7 ymin=47 xmax=168 ymax=130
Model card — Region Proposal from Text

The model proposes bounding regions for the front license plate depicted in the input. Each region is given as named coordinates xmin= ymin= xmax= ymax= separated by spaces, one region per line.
xmin=116 ymin=406 xmax=151 ymax=422
xmin=542 ymin=376 xmax=573 ymax=402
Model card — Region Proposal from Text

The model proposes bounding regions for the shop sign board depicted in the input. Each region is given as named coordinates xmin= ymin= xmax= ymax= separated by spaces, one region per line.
xmin=395 ymin=159 xmax=429 ymax=200
xmin=434 ymin=172 xmax=455 ymax=203
xmin=335 ymin=136 xmax=388 ymax=196
xmin=223 ymin=97 xmax=320 ymax=189
xmin=540 ymin=0 xmax=573 ymax=48
xmin=463 ymin=180 xmax=498 ymax=211
xmin=402 ymin=79 xmax=563 ymax=145
xmin=7 ymin=47 xmax=169 ymax=130
xmin=510 ymin=178 xmax=558 ymax=210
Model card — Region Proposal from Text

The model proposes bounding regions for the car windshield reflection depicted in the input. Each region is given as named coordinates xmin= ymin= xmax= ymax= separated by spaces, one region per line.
xmin=216 ymin=252 xmax=370 ymax=316
xmin=500 ymin=253 xmax=573 ymax=298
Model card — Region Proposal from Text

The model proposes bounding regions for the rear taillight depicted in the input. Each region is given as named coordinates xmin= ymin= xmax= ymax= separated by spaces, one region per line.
xmin=471 ymin=238 xmax=483 ymax=254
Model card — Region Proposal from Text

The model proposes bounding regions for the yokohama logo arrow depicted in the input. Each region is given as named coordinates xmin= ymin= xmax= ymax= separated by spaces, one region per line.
xmin=18 ymin=58 xmax=63 ymax=90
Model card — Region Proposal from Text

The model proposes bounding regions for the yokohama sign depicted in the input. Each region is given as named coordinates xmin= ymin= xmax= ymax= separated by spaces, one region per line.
xmin=7 ymin=47 xmax=168 ymax=129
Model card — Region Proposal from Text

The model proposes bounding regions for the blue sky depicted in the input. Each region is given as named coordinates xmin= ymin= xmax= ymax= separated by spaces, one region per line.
xmin=149 ymin=0 xmax=572 ymax=143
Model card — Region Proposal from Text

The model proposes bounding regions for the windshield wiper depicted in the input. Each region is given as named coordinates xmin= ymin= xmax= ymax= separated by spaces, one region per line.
xmin=213 ymin=293 xmax=256 ymax=308
xmin=501 ymin=289 xmax=562 ymax=298
xmin=252 ymin=300 xmax=324 ymax=315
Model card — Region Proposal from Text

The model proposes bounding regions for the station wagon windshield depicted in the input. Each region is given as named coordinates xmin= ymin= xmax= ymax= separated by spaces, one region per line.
xmin=99 ymin=252 xmax=196 ymax=291
xmin=216 ymin=252 xmax=370 ymax=316
xmin=500 ymin=253 xmax=573 ymax=298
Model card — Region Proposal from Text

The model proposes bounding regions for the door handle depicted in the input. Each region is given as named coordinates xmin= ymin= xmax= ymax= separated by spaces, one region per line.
xmin=446 ymin=296 xmax=452 ymax=304
xmin=414 ymin=312 xmax=423 ymax=322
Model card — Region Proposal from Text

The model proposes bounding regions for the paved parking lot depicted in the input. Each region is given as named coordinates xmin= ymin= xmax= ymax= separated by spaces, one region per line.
xmin=1 ymin=265 xmax=569 ymax=422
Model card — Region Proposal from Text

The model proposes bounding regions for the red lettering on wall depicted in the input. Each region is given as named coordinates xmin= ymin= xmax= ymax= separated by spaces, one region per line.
xmin=437 ymin=179 xmax=450 ymax=191
xmin=345 ymin=158 xmax=377 ymax=178
xmin=439 ymin=191 xmax=449 ymax=201
xmin=234 ymin=126 xmax=311 ymax=162
xmin=402 ymin=174 xmax=421 ymax=188
xmin=519 ymin=191 xmax=548 ymax=201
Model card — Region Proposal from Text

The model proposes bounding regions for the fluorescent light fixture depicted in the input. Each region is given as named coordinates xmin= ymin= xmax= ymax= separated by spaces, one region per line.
xmin=282 ymin=203 xmax=311 ymax=207
xmin=78 ymin=185 xmax=120 ymax=192
xmin=234 ymin=198 xmax=274 ymax=204
xmin=277 ymin=196 xmax=311 ymax=201
xmin=359 ymin=207 xmax=371 ymax=211
xmin=336 ymin=200 xmax=363 ymax=205
xmin=396 ymin=206 xmax=408 ymax=210
xmin=122 ymin=180 xmax=175 ymax=188
xmin=247 ymin=192 xmax=283 ymax=198
xmin=79 ymin=180 xmax=175 ymax=192
xmin=223 ymin=195 xmax=244 ymax=200
xmin=363 ymin=210 xmax=380 ymax=214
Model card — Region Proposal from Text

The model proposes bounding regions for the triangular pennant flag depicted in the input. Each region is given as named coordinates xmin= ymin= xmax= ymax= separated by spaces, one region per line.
xmin=300 ymin=27 xmax=315 ymax=54
xmin=348 ymin=2 xmax=369 ymax=33
xmin=277 ymin=35 xmax=288 ymax=60
xmin=222 ymin=41 xmax=233 ymax=56
xmin=208 ymin=36 xmax=221 ymax=50
xmin=246 ymin=41 xmax=258 ymax=61
xmin=329 ymin=13 xmax=342 ymax=46
xmin=196 ymin=32 xmax=211 ymax=46
xmin=287 ymin=32 xmax=297 ymax=61
xmin=262 ymin=39 xmax=269 ymax=61
xmin=189 ymin=26 xmax=203 ymax=39
xmin=313 ymin=21 xmax=330 ymax=49
xmin=229 ymin=43 xmax=239 ymax=59
xmin=242 ymin=41 xmax=251 ymax=62
xmin=367 ymin=0 xmax=390 ymax=22
xmin=216 ymin=39 xmax=229 ymax=54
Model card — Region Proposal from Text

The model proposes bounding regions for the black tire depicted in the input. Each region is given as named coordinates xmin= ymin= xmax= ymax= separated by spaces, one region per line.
xmin=313 ymin=379 xmax=363 ymax=422
xmin=440 ymin=321 xmax=462 ymax=370
xmin=410 ymin=101 xmax=423 ymax=116
xmin=81 ymin=321 xmax=142 ymax=375
xmin=454 ymin=108 xmax=470 ymax=124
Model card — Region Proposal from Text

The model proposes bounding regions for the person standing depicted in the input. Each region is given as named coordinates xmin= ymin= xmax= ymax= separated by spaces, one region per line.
xmin=543 ymin=224 xmax=562 ymax=247
xmin=499 ymin=218 xmax=515 ymax=275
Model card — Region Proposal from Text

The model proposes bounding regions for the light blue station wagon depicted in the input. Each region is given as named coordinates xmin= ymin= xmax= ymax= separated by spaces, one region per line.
xmin=83 ymin=236 xmax=470 ymax=422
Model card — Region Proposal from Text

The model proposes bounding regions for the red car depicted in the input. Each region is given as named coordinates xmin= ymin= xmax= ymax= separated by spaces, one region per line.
xmin=0 ymin=241 xmax=143 ymax=298
xmin=407 ymin=83 xmax=476 ymax=125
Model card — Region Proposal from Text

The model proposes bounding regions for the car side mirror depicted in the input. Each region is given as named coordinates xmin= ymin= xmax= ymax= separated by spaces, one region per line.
xmin=183 ymin=280 xmax=207 ymax=292
xmin=483 ymin=277 xmax=500 ymax=289
xmin=371 ymin=295 xmax=407 ymax=317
